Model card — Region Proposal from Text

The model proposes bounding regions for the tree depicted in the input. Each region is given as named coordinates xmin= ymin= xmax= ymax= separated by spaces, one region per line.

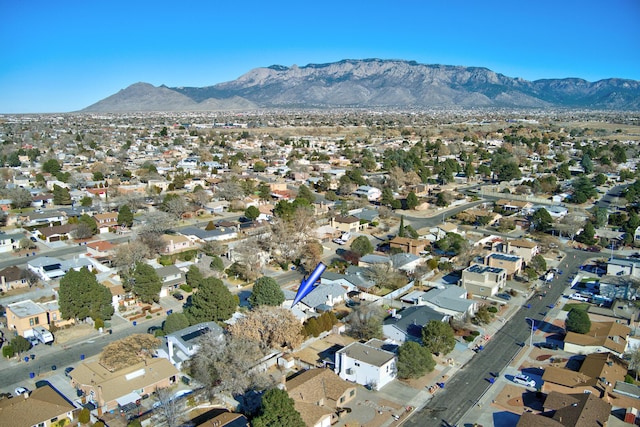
xmin=576 ymin=222 xmax=596 ymax=245
xmin=113 ymin=240 xmax=150 ymax=272
xmin=397 ymin=341 xmax=436 ymax=379
xmin=473 ymin=306 xmax=494 ymax=325
xmin=79 ymin=196 xmax=93 ymax=207
xmin=295 ymin=184 xmax=316 ymax=205
xmin=185 ymin=277 xmax=238 ymax=323
xmin=42 ymin=158 xmax=61 ymax=174
xmin=566 ymin=307 xmax=591 ymax=334
xmin=154 ymin=387 xmax=181 ymax=427
xmin=626 ymin=345 xmax=640 ymax=380
xmin=252 ymin=388 xmax=305 ymax=427
xmin=100 ymin=334 xmax=160 ymax=371
xmin=531 ymin=208 xmax=553 ymax=232
xmin=435 ymin=192 xmax=450 ymax=207
xmin=59 ymin=267 xmax=114 ymax=321
xmin=249 ymin=276 xmax=285 ymax=308
xmin=186 ymin=265 xmax=204 ymax=288
xmin=118 ymin=205 xmax=134 ymax=227
xmin=346 ymin=304 xmax=384 ymax=340
xmin=398 ymin=215 xmax=406 ymax=237
xmin=78 ymin=407 xmax=91 ymax=425
xmin=422 ymin=320 xmax=456 ymax=355
xmin=529 ymin=254 xmax=547 ymax=273
xmin=189 ymin=334 xmax=273 ymax=396
xmin=244 ymin=205 xmax=260 ymax=221
xmin=228 ymin=306 xmax=303 ymax=350
xmin=301 ymin=240 xmax=323 ymax=272
xmin=406 ymin=192 xmax=419 ymax=210
xmin=78 ymin=214 xmax=98 ymax=235
xmin=580 ymin=154 xmax=594 ymax=174
xmin=52 ymin=184 xmax=72 ymax=205
xmin=163 ymin=312 xmax=190 ymax=334
xmin=10 ymin=336 xmax=31 ymax=354
xmin=131 ymin=262 xmax=162 ymax=304
xmin=2 ymin=344 xmax=14 ymax=358
xmin=350 ymin=235 xmax=373 ymax=257
xmin=9 ymin=187 xmax=32 ymax=209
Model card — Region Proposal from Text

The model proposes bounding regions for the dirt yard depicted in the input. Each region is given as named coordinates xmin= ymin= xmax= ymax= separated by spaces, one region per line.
xmin=55 ymin=323 xmax=96 ymax=344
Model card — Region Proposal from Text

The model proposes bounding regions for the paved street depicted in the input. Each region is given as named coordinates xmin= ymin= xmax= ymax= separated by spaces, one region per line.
xmin=402 ymin=247 xmax=594 ymax=427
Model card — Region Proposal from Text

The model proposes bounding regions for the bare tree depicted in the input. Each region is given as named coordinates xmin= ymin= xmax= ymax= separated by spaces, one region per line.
xmin=113 ymin=240 xmax=151 ymax=272
xmin=346 ymin=303 xmax=385 ymax=340
xmin=189 ymin=334 xmax=275 ymax=397
xmin=231 ymin=237 xmax=266 ymax=281
xmin=141 ymin=211 xmax=175 ymax=234
xmin=215 ymin=179 xmax=243 ymax=201
xmin=153 ymin=387 xmax=181 ymax=427
xmin=228 ymin=306 xmax=303 ymax=350
xmin=557 ymin=213 xmax=586 ymax=242
xmin=99 ymin=334 xmax=160 ymax=372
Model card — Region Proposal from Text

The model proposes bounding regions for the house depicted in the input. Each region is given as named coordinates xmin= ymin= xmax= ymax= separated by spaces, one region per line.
xmin=459 ymin=264 xmax=507 ymax=297
xmin=18 ymin=210 xmax=66 ymax=227
xmin=155 ymin=265 xmax=186 ymax=298
xmin=496 ymin=239 xmax=540 ymax=264
xmin=179 ymin=225 xmax=238 ymax=242
xmin=485 ymin=253 xmax=523 ymax=277
xmin=186 ymin=409 xmax=250 ymax=427
xmin=286 ymin=368 xmax=357 ymax=427
xmin=157 ymin=322 xmax=225 ymax=369
xmin=563 ymin=321 xmax=630 ymax=357
xmin=0 ymin=265 xmax=28 ymax=292
xmin=31 ymin=193 xmax=54 ymax=208
xmin=390 ymin=253 xmax=424 ymax=273
xmin=541 ymin=352 xmax=628 ymax=396
xmin=283 ymin=282 xmax=348 ymax=313
xmin=69 ymin=357 xmax=180 ymax=414
xmin=320 ymin=268 xmax=376 ymax=293
xmin=494 ymin=199 xmax=533 ymax=214
xmin=26 ymin=257 xmax=66 ymax=281
xmin=383 ymin=305 xmax=448 ymax=343
xmin=86 ymin=240 xmax=117 ymax=259
xmin=352 ymin=185 xmax=382 ymax=201
xmin=37 ymin=223 xmax=77 ymax=242
xmin=516 ymin=391 xmax=611 ymax=427
xmin=635 ymin=225 xmax=640 ymax=243
xmin=389 ymin=237 xmax=428 ymax=256
xmin=334 ymin=338 xmax=397 ymax=390
xmin=329 ymin=216 xmax=365 ymax=234
xmin=403 ymin=286 xmax=477 ymax=320
xmin=606 ymin=256 xmax=640 ymax=278
xmin=160 ymin=233 xmax=194 ymax=254
xmin=4 ymin=299 xmax=71 ymax=338
xmin=0 ymin=384 xmax=79 ymax=427
xmin=0 ymin=231 xmax=24 ymax=253
xmin=93 ymin=212 xmax=118 ymax=234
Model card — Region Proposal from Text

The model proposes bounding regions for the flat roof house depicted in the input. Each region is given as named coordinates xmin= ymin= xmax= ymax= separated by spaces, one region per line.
xmin=334 ymin=338 xmax=397 ymax=391
xmin=459 ymin=264 xmax=507 ymax=297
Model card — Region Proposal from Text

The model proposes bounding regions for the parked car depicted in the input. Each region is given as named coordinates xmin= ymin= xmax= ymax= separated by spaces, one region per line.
xmin=64 ymin=367 xmax=74 ymax=378
xmin=30 ymin=236 xmax=37 ymax=242
xmin=14 ymin=387 xmax=29 ymax=397
xmin=496 ymin=293 xmax=512 ymax=301
xmin=35 ymin=380 xmax=51 ymax=388
xmin=513 ymin=374 xmax=536 ymax=387
xmin=172 ymin=292 xmax=184 ymax=301
xmin=585 ymin=246 xmax=601 ymax=252
xmin=536 ymin=342 xmax=559 ymax=350
xmin=569 ymin=293 xmax=590 ymax=302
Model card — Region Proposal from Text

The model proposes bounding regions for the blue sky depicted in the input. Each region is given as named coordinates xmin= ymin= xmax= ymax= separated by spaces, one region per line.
xmin=1 ymin=0 xmax=639 ymax=113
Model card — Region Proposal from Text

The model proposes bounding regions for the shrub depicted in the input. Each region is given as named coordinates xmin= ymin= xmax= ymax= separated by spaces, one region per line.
xmin=487 ymin=306 xmax=498 ymax=313
xmin=470 ymin=330 xmax=480 ymax=336
xmin=158 ymin=255 xmax=174 ymax=266
xmin=463 ymin=335 xmax=476 ymax=342
xmin=94 ymin=318 xmax=105 ymax=330
xmin=2 ymin=345 xmax=14 ymax=358
xmin=180 ymin=284 xmax=193 ymax=293
xmin=625 ymin=374 xmax=635 ymax=384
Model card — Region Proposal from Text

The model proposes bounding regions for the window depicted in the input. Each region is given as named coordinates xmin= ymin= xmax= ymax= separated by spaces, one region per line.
xmin=350 ymin=390 xmax=355 ymax=397
xmin=339 ymin=397 xmax=344 ymax=403
xmin=50 ymin=417 xmax=58 ymax=422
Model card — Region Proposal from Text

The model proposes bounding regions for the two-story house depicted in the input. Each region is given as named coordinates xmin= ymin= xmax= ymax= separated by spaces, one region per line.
xmin=93 ymin=212 xmax=118 ymax=234
xmin=0 ymin=265 xmax=28 ymax=292
xmin=155 ymin=264 xmax=186 ymax=298
xmin=389 ymin=237 xmax=428 ymax=256
xmin=5 ymin=299 xmax=71 ymax=338
xmin=157 ymin=322 xmax=225 ymax=369
xmin=329 ymin=216 xmax=365 ymax=234
xmin=0 ymin=231 xmax=24 ymax=253
xmin=334 ymin=339 xmax=397 ymax=391
xmin=485 ymin=253 xmax=523 ymax=277
xmin=459 ymin=264 xmax=507 ymax=297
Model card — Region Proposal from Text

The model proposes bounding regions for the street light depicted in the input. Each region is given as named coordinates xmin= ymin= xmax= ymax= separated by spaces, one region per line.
xmin=525 ymin=317 xmax=537 ymax=347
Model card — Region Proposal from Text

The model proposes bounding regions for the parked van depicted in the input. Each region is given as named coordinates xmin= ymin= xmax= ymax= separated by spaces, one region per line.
xmin=513 ymin=374 xmax=536 ymax=387
xmin=569 ymin=293 xmax=590 ymax=302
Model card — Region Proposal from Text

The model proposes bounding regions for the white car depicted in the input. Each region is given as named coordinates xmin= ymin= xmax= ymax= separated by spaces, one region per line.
xmin=14 ymin=387 xmax=29 ymax=397
xmin=513 ymin=374 xmax=536 ymax=388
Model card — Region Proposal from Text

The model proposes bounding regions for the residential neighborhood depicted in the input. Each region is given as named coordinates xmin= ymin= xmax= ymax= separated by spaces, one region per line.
xmin=0 ymin=110 xmax=640 ymax=427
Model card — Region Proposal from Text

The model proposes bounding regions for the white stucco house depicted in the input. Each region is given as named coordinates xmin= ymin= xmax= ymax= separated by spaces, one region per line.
xmin=334 ymin=339 xmax=397 ymax=391
xmin=156 ymin=322 xmax=224 ymax=369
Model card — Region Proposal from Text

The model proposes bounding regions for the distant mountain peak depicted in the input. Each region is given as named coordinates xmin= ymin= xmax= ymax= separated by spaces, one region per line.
xmin=82 ymin=59 xmax=640 ymax=112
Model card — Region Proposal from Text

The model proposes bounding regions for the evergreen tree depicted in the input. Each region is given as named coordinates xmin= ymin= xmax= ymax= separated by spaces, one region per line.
xmin=398 ymin=215 xmax=406 ymax=237
xmin=397 ymin=341 xmax=436 ymax=379
xmin=131 ymin=262 xmax=162 ymax=304
xmin=59 ymin=267 xmax=114 ymax=321
xmin=566 ymin=307 xmax=591 ymax=334
xmin=531 ymin=208 xmax=553 ymax=232
xmin=163 ymin=312 xmax=190 ymax=334
xmin=249 ymin=276 xmax=285 ymax=307
xmin=78 ymin=214 xmax=98 ymax=235
xmin=53 ymin=184 xmax=72 ymax=205
xmin=244 ymin=205 xmax=260 ymax=221
xmin=422 ymin=320 xmax=456 ymax=355
xmin=350 ymin=235 xmax=373 ymax=256
xmin=252 ymin=388 xmax=305 ymax=427
xmin=118 ymin=205 xmax=134 ymax=227
xmin=576 ymin=222 xmax=596 ymax=245
xmin=406 ymin=192 xmax=419 ymax=210
xmin=186 ymin=277 xmax=238 ymax=323
xmin=295 ymin=184 xmax=316 ymax=205
xmin=186 ymin=265 xmax=204 ymax=288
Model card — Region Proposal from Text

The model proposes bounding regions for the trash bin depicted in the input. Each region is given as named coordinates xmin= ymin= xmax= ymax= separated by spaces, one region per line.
xmin=24 ymin=357 xmax=29 ymax=363
xmin=133 ymin=321 xmax=137 ymax=326
xmin=30 ymin=354 xmax=35 ymax=360
xmin=80 ymin=354 xmax=85 ymax=361
xmin=108 ymin=329 xmax=112 ymax=335
xmin=29 ymin=372 xmax=35 ymax=379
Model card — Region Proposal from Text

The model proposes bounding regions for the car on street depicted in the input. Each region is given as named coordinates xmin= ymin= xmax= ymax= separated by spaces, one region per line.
xmin=14 ymin=387 xmax=29 ymax=397
xmin=496 ymin=292 xmax=512 ymax=300
xmin=512 ymin=374 xmax=536 ymax=387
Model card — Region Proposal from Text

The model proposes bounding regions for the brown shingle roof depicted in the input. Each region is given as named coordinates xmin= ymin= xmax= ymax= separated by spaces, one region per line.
xmin=542 ymin=366 xmax=595 ymax=388
xmin=565 ymin=322 xmax=630 ymax=354
xmin=0 ymin=385 xmax=76 ymax=427
xmin=0 ymin=265 xmax=24 ymax=282
xmin=286 ymin=368 xmax=354 ymax=406
xmin=294 ymin=400 xmax=333 ymax=427
xmin=545 ymin=391 xmax=611 ymax=427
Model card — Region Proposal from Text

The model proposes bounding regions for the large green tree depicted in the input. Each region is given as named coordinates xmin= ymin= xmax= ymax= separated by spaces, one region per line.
xmin=244 ymin=205 xmax=260 ymax=221
xmin=397 ymin=341 xmax=436 ymax=379
xmin=531 ymin=208 xmax=553 ymax=232
xmin=406 ymin=192 xmax=419 ymax=210
xmin=59 ymin=267 xmax=114 ymax=321
xmin=350 ymin=236 xmax=373 ymax=257
xmin=566 ymin=307 xmax=591 ymax=334
xmin=295 ymin=184 xmax=316 ymax=205
xmin=118 ymin=205 xmax=134 ymax=227
xmin=186 ymin=265 xmax=204 ymax=288
xmin=576 ymin=222 xmax=596 ymax=245
xmin=249 ymin=276 xmax=285 ymax=308
xmin=422 ymin=320 xmax=456 ymax=355
xmin=42 ymin=158 xmax=61 ymax=174
xmin=131 ymin=262 xmax=162 ymax=304
xmin=186 ymin=277 xmax=238 ymax=323
xmin=53 ymin=184 xmax=72 ymax=205
xmin=252 ymin=388 xmax=305 ymax=427
xmin=78 ymin=214 xmax=98 ymax=235
xmin=163 ymin=312 xmax=190 ymax=334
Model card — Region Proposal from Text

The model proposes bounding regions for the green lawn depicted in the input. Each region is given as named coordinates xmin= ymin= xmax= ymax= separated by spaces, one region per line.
xmin=562 ymin=302 xmax=589 ymax=311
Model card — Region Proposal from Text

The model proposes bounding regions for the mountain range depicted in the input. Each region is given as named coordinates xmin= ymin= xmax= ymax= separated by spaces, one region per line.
xmin=82 ymin=59 xmax=640 ymax=112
